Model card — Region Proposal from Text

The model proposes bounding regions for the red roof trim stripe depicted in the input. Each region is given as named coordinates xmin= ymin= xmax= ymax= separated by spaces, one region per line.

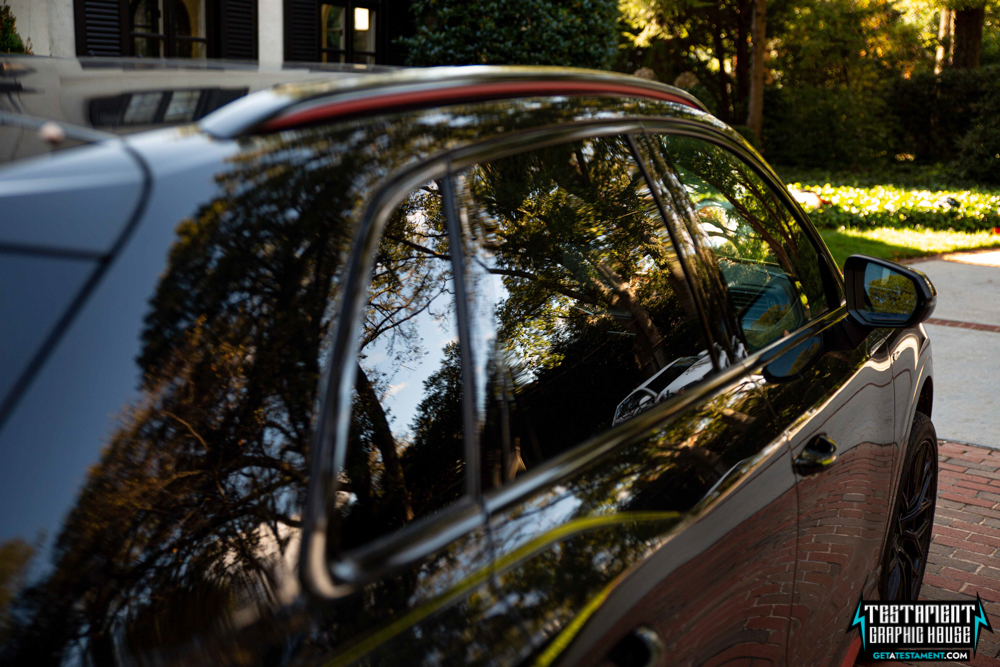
xmin=258 ymin=80 xmax=701 ymax=131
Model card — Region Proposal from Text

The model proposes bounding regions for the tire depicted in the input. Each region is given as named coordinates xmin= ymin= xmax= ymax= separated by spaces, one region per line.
xmin=879 ymin=411 xmax=938 ymax=601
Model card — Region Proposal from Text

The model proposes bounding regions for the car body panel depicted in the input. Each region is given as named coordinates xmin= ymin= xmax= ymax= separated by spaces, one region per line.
xmin=753 ymin=318 xmax=897 ymax=667
xmin=510 ymin=371 xmax=799 ymax=667
xmin=0 ymin=140 xmax=145 ymax=253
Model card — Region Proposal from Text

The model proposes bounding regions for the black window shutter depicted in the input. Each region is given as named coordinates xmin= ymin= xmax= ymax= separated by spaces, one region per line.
xmin=220 ymin=0 xmax=258 ymax=60
xmin=74 ymin=0 xmax=126 ymax=56
xmin=284 ymin=0 xmax=318 ymax=62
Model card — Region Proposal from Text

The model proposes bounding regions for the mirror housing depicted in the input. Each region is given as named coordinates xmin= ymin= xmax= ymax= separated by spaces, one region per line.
xmin=844 ymin=254 xmax=937 ymax=328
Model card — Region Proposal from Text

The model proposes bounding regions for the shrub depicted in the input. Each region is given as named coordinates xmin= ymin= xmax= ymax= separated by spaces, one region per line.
xmin=889 ymin=66 xmax=998 ymax=164
xmin=957 ymin=82 xmax=1000 ymax=184
xmin=0 ymin=3 xmax=30 ymax=54
xmin=788 ymin=182 xmax=1000 ymax=232
xmin=402 ymin=0 xmax=618 ymax=70
xmin=763 ymin=85 xmax=895 ymax=168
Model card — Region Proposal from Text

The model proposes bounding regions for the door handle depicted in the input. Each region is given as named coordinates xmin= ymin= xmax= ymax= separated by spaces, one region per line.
xmin=795 ymin=434 xmax=839 ymax=475
xmin=608 ymin=627 xmax=663 ymax=667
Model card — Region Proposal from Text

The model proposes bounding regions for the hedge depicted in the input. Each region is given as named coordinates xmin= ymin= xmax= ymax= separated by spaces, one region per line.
xmin=788 ymin=182 xmax=1000 ymax=232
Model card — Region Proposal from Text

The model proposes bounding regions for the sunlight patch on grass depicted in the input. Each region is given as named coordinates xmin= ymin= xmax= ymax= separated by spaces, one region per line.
xmin=820 ymin=227 xmax=1000 ymax=267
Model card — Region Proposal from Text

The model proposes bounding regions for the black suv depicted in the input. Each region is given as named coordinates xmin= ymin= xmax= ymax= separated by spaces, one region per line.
xmin=0 ymin=57 xmax=938 ymax=667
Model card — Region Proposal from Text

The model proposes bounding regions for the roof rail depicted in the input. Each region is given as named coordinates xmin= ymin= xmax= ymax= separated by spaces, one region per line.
xmin=200 ymin=65 xmax=709 ymax=138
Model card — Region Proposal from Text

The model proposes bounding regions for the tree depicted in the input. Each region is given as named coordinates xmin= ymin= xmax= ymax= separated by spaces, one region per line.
xmin=746 ymin=0 xmax=767 ymax=139
xmin=0 ymin=3 xmax=31 ymax=54
xmin=0 ymin=538 xmax=35 ymax=645
xmin=402 ymin=0 xmax=619 ymax=69
xmin=952 ymin=1 xmax=987 ymax=67
xmin=621 ymin=0 xmax=762 ymax=124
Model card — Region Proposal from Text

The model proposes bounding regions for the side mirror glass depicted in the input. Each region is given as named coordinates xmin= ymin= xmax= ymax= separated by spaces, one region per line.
xmin=844 ymin=255 xmax=936 ymax=328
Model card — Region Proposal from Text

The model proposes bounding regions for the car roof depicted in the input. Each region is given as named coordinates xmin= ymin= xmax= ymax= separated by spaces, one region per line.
xmin=0 ymin=55 xmax=392 ymax=165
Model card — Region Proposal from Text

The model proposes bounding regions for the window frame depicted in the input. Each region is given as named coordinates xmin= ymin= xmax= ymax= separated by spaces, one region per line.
xmin=318 ymin=0 xmax=381 ymax=64
xmin=125 ymin=0 xmax=215 ymax=58
xmin=299 ymin=116 xmax=830 ymax=599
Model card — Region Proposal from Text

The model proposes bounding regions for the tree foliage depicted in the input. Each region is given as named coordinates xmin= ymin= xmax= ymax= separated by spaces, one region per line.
xmin=0 ymin=3 xmax=30 ymax=54
xmin=402 ymin=0 xmax=619 ymax=69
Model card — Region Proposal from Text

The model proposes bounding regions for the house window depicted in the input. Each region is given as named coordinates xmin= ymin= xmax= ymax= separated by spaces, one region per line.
xmin=320 ymin=3 xmax=377 ymax=64
xmin=128 ymin=0 xmax=210 ymax=58
xmin=76 ymin=0 xmax=255 ymax=59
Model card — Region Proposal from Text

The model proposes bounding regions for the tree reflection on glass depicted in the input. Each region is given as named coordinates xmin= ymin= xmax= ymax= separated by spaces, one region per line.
xmin=335 ymin=182 xmax=466 ymax=552
xmin=864 ymin=266 xmax=916 ymax=318
xmin=455 ymin=135 xmax=714 ymax=488
xmin=0 ymin=124 xmax=465 ymax=665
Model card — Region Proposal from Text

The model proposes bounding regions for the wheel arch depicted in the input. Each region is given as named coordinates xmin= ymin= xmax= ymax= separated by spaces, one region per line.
xmin=916 ymin=376 xmax=933 ymax=419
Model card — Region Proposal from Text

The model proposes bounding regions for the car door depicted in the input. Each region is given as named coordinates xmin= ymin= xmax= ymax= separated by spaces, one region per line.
xmin=449 ymin=129 xmax=800 ymax=666
xmin=641 ymin=131 xmax=898 ymax=667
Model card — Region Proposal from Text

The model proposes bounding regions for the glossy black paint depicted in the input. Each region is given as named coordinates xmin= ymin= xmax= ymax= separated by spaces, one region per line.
xmin=0 ymin=62 xmax=936 ymax=667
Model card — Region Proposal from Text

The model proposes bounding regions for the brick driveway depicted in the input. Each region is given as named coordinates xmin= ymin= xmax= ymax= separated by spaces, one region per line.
xmin=858 ymin=440 xmax=1000 ymax=666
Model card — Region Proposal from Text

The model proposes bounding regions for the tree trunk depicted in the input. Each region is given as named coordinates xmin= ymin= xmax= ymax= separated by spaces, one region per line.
xmin=735 ymin=0 xmax=752 ymax=115
xmin=935 ymin=8 xmax=954 ymax=73
xmin=712 ymin=13 xmax=732 ymax=123
xmin=953 ymin=6 xmax=985 ymax=69
xmin=746 ymin=0 xmax=766 ymax=141
xmin=354 ymin=365 xmax=413 ymax=522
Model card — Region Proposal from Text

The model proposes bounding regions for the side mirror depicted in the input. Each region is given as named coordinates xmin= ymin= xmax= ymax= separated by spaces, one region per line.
xmin=844 ymin=255 xmax=937 ymax=328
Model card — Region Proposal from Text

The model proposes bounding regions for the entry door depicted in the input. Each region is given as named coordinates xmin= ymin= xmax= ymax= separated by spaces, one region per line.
xmin=449 ymin=132 xmax=799 ymax=666
xmin=636 ymin=130 xmax=897 ymax=667
xmin=759 ymin=326 xmax=897 ymax=666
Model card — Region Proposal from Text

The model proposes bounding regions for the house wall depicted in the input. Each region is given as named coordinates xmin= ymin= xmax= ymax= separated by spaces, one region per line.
xmin=7 ymin=0 xmax=75 ymax=57
xmin=258 ymin=0 xmax=283 ymax=64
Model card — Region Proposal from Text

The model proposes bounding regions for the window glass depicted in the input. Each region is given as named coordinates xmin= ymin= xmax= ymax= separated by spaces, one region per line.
xmin=174 ymin=0 xmax=207 ymax=58
xmin=455 ymin=136 xmax=715 ymax=492
xmin=131 ymin=0 xmax=163 ymax=39
xmin=353 ymin=8 xmax=376 ymax=63
xmin=321 ymin=4 xmax=346 ymax=62
xmin=163 ymin=90 xmax=201 ymax=122
xmin=123 ymin=93 xmax=164 ymax=125
xmin=129 ymin=0 xmax=208 ymax=58
xmin=334 ymin=182 xmax=465 ymax=551
xmin=644 ymin=135 xmax=828 ymax=353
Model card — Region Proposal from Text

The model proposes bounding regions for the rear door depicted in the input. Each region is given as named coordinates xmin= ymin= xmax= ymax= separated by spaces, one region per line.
xmin=452 ymin=130 xmax=800 ymax=666
xmin=643 ymin=131 xmax=897 ymax=667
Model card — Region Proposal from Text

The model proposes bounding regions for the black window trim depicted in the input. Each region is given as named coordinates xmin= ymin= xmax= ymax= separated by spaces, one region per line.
xmin=299 ymin=113 xmax=838 ymax=599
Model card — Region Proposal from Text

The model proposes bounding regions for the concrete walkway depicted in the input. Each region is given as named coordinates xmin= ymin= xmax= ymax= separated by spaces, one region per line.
xmin=907 ymin=254 xmax=1000 ymax=449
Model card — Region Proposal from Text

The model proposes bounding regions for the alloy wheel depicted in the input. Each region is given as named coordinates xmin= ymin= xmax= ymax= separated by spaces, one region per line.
xmin=881 ymin=434 xmax=937 ymax=601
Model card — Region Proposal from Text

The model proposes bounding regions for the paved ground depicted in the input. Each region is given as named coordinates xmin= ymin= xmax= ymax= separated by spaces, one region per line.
xmin=907 ymin=256 xmax=1000 ymax=449
xmin=857 ymin=441 xmax=1000 ymax=667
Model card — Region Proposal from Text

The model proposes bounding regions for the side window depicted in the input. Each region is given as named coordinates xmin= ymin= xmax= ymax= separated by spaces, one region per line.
xmin=453 ymin=136 xmax=714 ymax=492
xmin=334 ymin=181 xmax=465 ymax=551
xmin=643 ymin=135 xmax=829 ymax=353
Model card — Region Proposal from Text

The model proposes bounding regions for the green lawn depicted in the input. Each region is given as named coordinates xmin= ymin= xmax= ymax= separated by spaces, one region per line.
xmin=773 ymin=164 xmax=1000 ymax=267
xmin=819 ymin=226 xmax=1000 ymax=268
